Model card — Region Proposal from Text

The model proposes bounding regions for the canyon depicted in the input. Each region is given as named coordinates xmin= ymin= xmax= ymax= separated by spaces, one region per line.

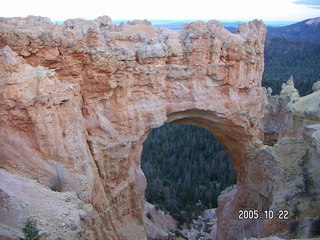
xmin=0 ymin=16 xmax=319 ymax=240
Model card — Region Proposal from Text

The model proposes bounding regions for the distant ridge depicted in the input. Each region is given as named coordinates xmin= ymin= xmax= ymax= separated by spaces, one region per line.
xmin=267 ymin=17 xmax=320 ymax=44
xmin=51 ymin=19 xmax=296 ymax=29
xmin=149 ymin=20 xmax=295 ymax=30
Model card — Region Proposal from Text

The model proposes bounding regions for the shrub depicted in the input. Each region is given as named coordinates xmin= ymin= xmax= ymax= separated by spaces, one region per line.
xmin=289 ymin=220 xmax=299 ymax=237
xmin=292 ymin=203 xmax=301 ymax=219
xmin=311 ymin=217 xmax=320 ymax=236
xmin=21 ymin=218 xmax=40 ymax=240
xmin=302 ymin=167 xmax=314 ymax=195
xmin=297 ymin=150 xmax=314 ymax=195
xmin=204 ymin=223 xmax=211 ymax=234
xmin=174 ymin=230 xmax=187 ymax=239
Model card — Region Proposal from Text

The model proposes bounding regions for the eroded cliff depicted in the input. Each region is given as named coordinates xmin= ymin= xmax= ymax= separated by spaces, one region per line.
xmin=0 ymin=16 xmax=318 ymax=240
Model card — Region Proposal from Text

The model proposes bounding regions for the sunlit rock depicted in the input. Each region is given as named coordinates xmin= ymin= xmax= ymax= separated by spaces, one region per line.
xmin=0 ymin=15 xmax=318 ymax=240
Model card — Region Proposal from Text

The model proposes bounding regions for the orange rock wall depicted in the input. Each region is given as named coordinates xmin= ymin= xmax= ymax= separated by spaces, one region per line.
xmin=0 ymin=16 xmax=268 ymax=239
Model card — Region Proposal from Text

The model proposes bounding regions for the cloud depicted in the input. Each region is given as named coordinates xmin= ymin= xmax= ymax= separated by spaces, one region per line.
xmin=293 ymin=0 xmax=320 ymax=9
xmin=294 ymin=0 xmax=320 ymax=5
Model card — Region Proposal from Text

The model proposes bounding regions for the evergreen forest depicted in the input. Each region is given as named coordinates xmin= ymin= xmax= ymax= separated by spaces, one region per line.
xmin=262 ymin=37 xmax=320 ymax=96
xmin=141 ymin=124 xmax=236 ymax=224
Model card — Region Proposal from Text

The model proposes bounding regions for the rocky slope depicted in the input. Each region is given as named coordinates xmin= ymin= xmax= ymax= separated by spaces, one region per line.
xmin=0 ymin=170 xmax=90 ymax=240
xmin=0 ymin=15 xmax=318 ymax=240
xmin=180 ymin=208 xmax=218 ymax=240
xmin=144 ymin=202 xmax=178 ymax=240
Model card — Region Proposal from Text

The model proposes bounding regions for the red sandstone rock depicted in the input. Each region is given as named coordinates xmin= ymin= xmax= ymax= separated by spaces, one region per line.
xmin=5 ymin=15 xmax=317 ymax=240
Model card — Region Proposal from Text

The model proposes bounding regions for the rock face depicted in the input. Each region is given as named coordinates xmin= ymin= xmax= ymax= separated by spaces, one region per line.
xmin=0 ymin=16 xmax=267 ymax=240
xmin=0 ymin=15 xmax=317 ymax=240
xmin=144 ymin=202 xmax=178 ymax=240
xmin=259 ymin=80 xmax=320 ymax=239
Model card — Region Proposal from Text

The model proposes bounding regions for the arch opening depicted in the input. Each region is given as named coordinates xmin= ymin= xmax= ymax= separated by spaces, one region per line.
xmin=129 ymin=108 xmax=262 ymax=240
xmin=140 ymin=122 xmax=237 ymax=235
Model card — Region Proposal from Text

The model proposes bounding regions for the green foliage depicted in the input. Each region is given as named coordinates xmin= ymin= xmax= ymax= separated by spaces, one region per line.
xmin=301 ymin=169 xmax=314 ymax=195
xmin=203 ymin=223 xmax=211 ymax=234
xmin=312 ymin=217 xmax=320 ymax=235
xmin=174 ymin=229 xmax=187 ymax=239
xmin=262 ymin=37 xmax=320 ymax=96
xmin=292 ymin=203 xmax=301 ymax=219
xmin=297 ymin=150 xmax=314 ymax=195
xmin=141 ymin=124 xmax=236 ymax=225
xmin=289 ymin=220 xmax=299 ymax=237
xmin=21 ymin=218 xmax=40 ymax=240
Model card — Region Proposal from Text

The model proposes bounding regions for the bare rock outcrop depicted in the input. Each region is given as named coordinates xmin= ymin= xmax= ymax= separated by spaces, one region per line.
xmin=144 ymin=202 xmax=178 ymax=240
xmin=179 ymin=208 xmax=217 ymax=240
xmin=259 ymin=79 xmax=320 ymax=239
xmin=2 ymin=15 xmax=317 ymax=240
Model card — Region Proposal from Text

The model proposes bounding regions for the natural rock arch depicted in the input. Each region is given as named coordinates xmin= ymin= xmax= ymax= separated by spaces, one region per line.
xmin=127 ymin=105 xmax=267 ymax=240
xmin=0 ymin=16 xmax=272 ymax=240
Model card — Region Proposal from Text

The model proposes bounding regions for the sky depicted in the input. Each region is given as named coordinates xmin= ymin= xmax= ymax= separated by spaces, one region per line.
xmin=0 ymin=0 xmax=320 ymax=22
